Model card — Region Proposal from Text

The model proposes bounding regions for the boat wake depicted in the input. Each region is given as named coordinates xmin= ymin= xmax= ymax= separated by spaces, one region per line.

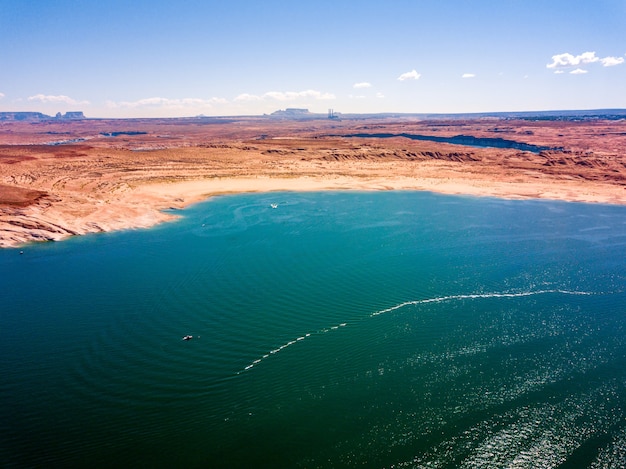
xmin=239 ymin=289 xmax=592 ymax=373
xmin=238 ymin=323 xmax=347 ymax=373
xmin=371 ymin=289 xmax=592 ymax=317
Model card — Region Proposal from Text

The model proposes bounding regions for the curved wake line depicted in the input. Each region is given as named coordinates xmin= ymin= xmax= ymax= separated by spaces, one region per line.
xmin=238 ymin=290 xmax=591 ymax=374
xmin=371 ymin=289 xmax=592 ymax=317
xmin=238 ymin=323 xmax=347 ymax=373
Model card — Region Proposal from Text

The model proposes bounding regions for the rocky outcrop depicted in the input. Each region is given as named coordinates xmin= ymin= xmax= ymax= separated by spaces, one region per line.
xmin=0 ymin=184 xmax=48 ymax=206
xmin=311 ymin=149 xmax=480 ymax=163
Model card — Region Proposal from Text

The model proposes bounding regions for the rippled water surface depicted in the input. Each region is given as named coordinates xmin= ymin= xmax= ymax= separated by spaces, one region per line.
xmin=2 ymin=191 xmax=626 ymax=468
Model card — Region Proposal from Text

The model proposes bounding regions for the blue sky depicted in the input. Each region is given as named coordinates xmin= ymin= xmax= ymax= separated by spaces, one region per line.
xmin=1 ymin=0 xmax=625 ymax=117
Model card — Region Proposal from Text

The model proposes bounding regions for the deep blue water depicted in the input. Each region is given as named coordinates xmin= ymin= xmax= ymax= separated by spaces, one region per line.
xmin=1 ymin=191 xmax=626 ymax=468
xmin=340 ymin=133 xmax=559 ymax=152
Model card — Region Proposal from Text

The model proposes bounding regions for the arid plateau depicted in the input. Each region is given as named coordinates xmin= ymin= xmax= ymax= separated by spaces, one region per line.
xmin=1 ymin=114 xmax=625 ymax=247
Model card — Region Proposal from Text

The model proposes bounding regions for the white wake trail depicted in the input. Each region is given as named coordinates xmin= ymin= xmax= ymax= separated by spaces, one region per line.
xmin=371 ymin=289 xmax=591 ymax=317
xmin=238 ymin=323 xmax=347 ymax=373
xmin=239 ymin=290 xmax=591 ymax=373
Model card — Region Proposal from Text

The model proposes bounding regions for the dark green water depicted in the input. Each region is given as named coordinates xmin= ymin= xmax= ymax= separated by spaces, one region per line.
xmin=2 ymin=191 xmax=626 ymax=468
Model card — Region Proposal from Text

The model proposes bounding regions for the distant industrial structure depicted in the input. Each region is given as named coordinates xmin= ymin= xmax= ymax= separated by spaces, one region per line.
xmin=328 ymin=109 xmax=338 ymax=119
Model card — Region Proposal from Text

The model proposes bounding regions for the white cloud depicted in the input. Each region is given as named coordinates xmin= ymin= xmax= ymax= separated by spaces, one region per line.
xmin=27 ymin=94 xmax=90 ymax=105
xmin=600 ymin=56 xmax=624 ymax=67
xmin=353 ymin=82 xmax=372 ymax=89
xmin=547 ymin=51 xmax=625 ymax=72
xmin=547 ymin=51 xmax=599 ymax=69
xmin=398 ymin=70 xmax=421 ymax=81
xmin=107 ymin=96 xmax=227 ymax=109
xmin=0 ymin=92 xmax=4 ymax=99
xmin=570 ymin=68 xmax=588 ymax=75
xmin=235 ymin=89 xmax=335 ymax=102
xmin=376 ymin=92 xmax=385 ymax=98
xmin=462 ymin=73 xmax=476 ymax=78
xmin=554 ymin=70 xmax=565 ymax=74
xmin=234 ymin=93 xmax=262 ymax=102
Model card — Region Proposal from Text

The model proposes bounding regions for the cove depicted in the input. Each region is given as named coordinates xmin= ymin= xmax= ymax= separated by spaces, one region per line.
xmin=2 ymin=191 xmax=625 ymax=468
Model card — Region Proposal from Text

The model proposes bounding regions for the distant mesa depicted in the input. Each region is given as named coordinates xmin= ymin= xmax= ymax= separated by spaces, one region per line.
xmin=270 ymin=108 xmax=313 ymax=118
xmin=269 ymin=108 xmax=341 ymax=120
xmin=0 ymin=112 xmax=51 ymax=121
xmin=0 ymin=111 xmax=86 ymax=122
xmin=55 ymin=111 xmax=85 ymax=120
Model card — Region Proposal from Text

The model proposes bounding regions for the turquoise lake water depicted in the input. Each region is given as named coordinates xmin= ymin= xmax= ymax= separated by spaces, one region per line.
xmin=2 ymin=191 xmax=626 ymax=468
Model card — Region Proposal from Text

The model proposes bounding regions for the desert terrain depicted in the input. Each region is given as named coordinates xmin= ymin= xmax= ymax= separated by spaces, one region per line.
xmin=1 ymin=115 xmax=625 ymax=247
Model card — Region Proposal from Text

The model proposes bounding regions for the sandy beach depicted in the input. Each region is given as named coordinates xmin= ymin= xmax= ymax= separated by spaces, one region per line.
xmin=1 ymin=116 xmax=625 ymax=247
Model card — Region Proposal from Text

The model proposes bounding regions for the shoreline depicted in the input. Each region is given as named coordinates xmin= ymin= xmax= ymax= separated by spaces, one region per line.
xmin=3 ymin=174 xmax=625 ymax=249
xmin=1 ymin=117 xmax=624 ymax=248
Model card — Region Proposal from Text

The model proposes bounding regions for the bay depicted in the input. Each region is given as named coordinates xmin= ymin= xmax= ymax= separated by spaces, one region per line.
xmin=1 ymin=191 xmax=626 ymax=468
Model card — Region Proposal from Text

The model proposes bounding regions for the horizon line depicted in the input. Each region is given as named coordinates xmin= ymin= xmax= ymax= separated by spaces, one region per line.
xmin=2 ymin=107 xmax=626 ymax=121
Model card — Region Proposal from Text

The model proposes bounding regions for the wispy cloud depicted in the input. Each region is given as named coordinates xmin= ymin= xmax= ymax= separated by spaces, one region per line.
xmin=398 ymin=70 xmax=421 ymax=81
xmin=350 ymin=91 xmax=385 ymax=99
xmin=547 ymin=51 xmax=624 ymax=73
xmin=0 ymin=92 xmax=5 ymax=99
xmin=234 ymin=89 xmax=335 ymax=102
xmin=353 ymin=82 xmax=372 ymax=89
xmin=232 ymin=93 xmax=261 ymax=102
xmin=28 ymin=94 xmax=90 ymax=105
xmin=106 ymin=97 xmax=228 ymax=109
xmin=462 ymin=73 xmax=476 ymax=79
